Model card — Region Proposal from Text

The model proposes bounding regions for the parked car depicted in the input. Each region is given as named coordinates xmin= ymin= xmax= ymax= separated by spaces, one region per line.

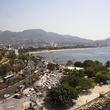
xmin=34 ymin=87 xmax=39 ymax=92
xmin=23 ymin=81 xmax=26 ymax=85
xmin=4 ymin=94 xmax=10 ymax=98
xmin=14 ymin=95 xmax=21 ymax=99
xmin=30 ymin=88 xmax=36 ymax=94
xmin=25 ymin=92 xmax=30 ymax=97
xmin=15 ymin=89 xmax=20 ymax=93
xmin=28 ymin=91 xmax=33 ymax=95
xmin=37 ymin=93 xmax=43 ymax=97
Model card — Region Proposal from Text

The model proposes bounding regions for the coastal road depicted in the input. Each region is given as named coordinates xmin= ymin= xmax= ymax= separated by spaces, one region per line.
xmin=0 ymin=60 xmax=36 ymax=101
xmin=0 ymin=78 xmax=30 ymax=101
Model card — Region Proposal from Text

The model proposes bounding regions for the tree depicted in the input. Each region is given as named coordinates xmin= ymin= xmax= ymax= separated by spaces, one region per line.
xmin=0 ymin=64 xmax=11 ymax=77
xmin=74 ymin=61 xmax=83 ymax=67
xmin=1 ymin=51 xmax=6 ymax=56
xmin=18 ymin=54 xmax=29 ymax=62
xmin=61 ymin=74 xmax=79 ymax=87
xmin=95 ymin=71 xmax=109 ymax=83
xmin=9 ymin=59 xmax=15 ymax=67
xmin=17 ymin=76 xmax=21 ymax=81
xmin=7 ymin=52 xmax=16 ymax=59
xmin=0 ymin=54 xmax=3 ymax=61
xmin=94 ymin=60 xmax=102 ymax=65
xmin=12 ymin=78 xmax=17 ymax=83
xmin=31 ymin=74 xmax=39 ymax=83
xmin=47 ymin=83 xmax=78 ymax=105
xmin=83 ymin=60 xmax=95 ymax=68
xmin=47 ymin=63 xmax=56 ymax=71
xmin=85 ymin=67 xmax=95 ymax=78
xmin=78 ymin=78 xmax=95 ymax=90
xmin=66 ymin=60 xmax=73 ymax=66
xmin=105 ymin=61 xmax=110 ymax=67
xmin=6 ymin=79 xmax=12 ymax=86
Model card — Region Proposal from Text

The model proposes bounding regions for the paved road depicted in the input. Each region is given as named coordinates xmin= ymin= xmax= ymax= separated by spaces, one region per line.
xmin=0 ymin=78 xmax=30 ymax=101
xmin=0 ymin=59 xmax=35 ymax=101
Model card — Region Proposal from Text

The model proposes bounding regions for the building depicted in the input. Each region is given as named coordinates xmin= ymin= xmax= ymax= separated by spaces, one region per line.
xmin=11 ymin=49 xmax=19 ymax=55
xmin=68 ymin=66 xmax=83 ymax=70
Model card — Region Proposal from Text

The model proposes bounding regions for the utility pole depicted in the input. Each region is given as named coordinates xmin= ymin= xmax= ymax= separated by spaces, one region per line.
xmin=29 ymin=59 xmax=32 ymax=88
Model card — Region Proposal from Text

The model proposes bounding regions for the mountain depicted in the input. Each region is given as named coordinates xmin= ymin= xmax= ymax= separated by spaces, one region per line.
xmin=0 ymin=29 xmax=108 ymax=46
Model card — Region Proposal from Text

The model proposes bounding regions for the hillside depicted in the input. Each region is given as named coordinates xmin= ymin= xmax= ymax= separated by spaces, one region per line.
xmin=0 ymin=29 xmax=109 ymax=46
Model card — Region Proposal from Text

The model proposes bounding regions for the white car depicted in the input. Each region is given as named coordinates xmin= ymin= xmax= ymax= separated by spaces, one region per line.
xmin=28 ymin=91 xmax=33 ymax=95
xmin=4 ymin=94 xmax=10 ymax=98
xmin=30 ymin=88 xmax=36 ymax=94
xmin=25 ymin=93 xmax=30 ymax=97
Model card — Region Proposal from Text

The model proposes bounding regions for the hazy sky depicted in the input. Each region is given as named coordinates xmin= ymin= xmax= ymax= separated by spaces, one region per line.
xmin=0 ymin=0 xmax=110 ymax=40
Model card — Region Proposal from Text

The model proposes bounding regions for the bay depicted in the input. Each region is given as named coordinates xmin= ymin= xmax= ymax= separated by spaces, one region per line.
xmin=33 ymin=47 xmax=110 ymax=64
xmin=33 ymin=47 xmax=110 ymax=109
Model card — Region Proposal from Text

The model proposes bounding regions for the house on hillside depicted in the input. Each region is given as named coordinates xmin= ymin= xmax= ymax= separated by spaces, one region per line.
xmin=11 ymin=49 xmax=18 ymax=55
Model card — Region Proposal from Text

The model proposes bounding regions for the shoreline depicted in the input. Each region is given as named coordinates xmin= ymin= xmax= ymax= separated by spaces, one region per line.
xmin=29 ymin=47 xmax=110 ymax=54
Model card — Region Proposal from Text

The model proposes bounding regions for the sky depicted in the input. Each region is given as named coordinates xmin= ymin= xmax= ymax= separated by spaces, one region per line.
xmin=0 ymin=0 xmax=110 ymax=40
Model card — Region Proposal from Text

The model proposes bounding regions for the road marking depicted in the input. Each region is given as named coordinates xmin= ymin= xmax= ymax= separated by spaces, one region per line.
xmin=0 ymin=66 xmax=37 ymax=92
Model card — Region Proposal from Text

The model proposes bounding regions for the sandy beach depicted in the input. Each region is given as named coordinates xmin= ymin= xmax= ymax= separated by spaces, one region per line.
xmin=29 ymin=47 xmax=94 ymax=54
xmin=29 ymin=47 xmax=110 ymax=54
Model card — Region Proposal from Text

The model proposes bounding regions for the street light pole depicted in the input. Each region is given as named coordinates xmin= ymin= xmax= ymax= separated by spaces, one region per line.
xmin=29 ymin=59 xmax=32 ymax=88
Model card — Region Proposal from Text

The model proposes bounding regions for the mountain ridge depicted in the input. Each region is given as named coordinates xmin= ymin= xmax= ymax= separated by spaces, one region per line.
xmin=0 ymin=29 xmax=109 ymax=46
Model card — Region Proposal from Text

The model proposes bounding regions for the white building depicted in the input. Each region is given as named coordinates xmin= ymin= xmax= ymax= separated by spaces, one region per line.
xmin=68 ymin=66 xmax=83 ymax=70
xmin=11 ymin=49 xmax=19 ymax=55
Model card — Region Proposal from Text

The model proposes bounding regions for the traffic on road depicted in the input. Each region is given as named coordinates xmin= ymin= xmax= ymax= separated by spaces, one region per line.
xmin=0 ymin=58 xmax=64 ymax=106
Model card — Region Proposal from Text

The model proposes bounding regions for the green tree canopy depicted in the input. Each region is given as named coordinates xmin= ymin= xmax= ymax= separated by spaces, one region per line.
xmin=105 ymin=61 xmax=110 ymax=67
xmin=78 ymin=78 xmax=95 ymax=90
xmin=66 ymin=60 xmax=73 ymax=66
xmin=47 ymin=83 xmax=78 ymax=105
xmin=85 ymin=67 xmax=95 ymax=78
xmin=1 ymin=51 xmax=6 ymax=56
xmin=74 ymin=61 xmax=83 ymax=67
xmin=18 ymin=54 xmax=29 ymax=62
xmin=7 ymin=52 xmax=16 ymax=59
xmin=83 ymin=60 xmax=95 ymax=68
xmin=47 ymin=63 xmax=56 ymax=71
xmin=94 ymin=60 xmax=102 ymax=65
xmin=9 ymin=59 xmax=15 ymax=67
xmin=95 ymin=71 xmax=110 ymax=83
xmin=0 ymin=54 xmax=3 ymax=61
xmin=31 ymin=74 xmax=39 ymax=83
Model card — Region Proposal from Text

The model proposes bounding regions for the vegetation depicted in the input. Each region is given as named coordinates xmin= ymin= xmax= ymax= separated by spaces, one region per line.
xmin=47 ymin=83 xmax=78 ymax=105
xmin=31 ymin=74 xmax=40 ymax=83
xmin=18 ymin=46 xmax=96 ymax=53
xmin=74 ymin=61 xmax=83 ymax=67
xmin=31 ymin=55 xmax=37 ymax=65
xmin=7 ymin=52 xmax=16 ymax=59
xmin=0 ymin=54 xmax=3 ymax=61
xmin=47 ymin=59 xmax=110 ymax=106
xmin=47 ymin=63 xmax=56 ymax=71
xmin=105 ymin=61 xmax=110 ymax=67
xmin=66 ymin=60 xmax=73 ymax=66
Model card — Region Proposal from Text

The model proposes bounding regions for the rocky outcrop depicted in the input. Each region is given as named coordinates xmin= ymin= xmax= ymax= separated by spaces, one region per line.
xmin=77 ymin=92 xmax=110 ymax=110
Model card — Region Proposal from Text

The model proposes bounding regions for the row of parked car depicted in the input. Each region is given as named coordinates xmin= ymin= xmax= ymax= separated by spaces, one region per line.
xmin=41 ymin=72 xmax=59 ymax=88
xmin=25 ymin=86 xmax=39 ymax=97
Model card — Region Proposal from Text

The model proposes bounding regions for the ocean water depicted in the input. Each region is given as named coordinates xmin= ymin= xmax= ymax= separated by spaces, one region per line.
xmin=102 ymin=105 xmax=110 ymax=110
xmin=33 ymin=47 xmax=110 ymax=64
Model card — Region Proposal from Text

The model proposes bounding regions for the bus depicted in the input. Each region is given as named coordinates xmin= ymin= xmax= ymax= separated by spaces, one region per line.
xmin=4 ymin=74 xmax=14 ymax=82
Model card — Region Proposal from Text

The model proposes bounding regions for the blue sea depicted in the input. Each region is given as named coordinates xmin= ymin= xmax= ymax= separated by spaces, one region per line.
xmin=33 ymin=47 xmax=110 ymax=65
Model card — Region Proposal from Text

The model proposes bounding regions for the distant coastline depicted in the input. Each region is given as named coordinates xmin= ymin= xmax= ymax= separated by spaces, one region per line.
xmin=29 ymin=47 xmax=110 ymax=54
xmin=29 ymin=47 xmax=94 ymax=54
